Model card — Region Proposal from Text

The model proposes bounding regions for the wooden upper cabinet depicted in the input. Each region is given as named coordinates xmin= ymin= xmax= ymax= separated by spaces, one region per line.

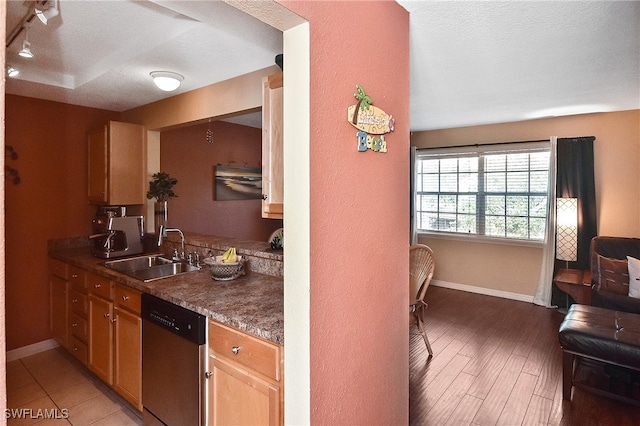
xmin=262 ymin=73 xmax=283 ymax=219
xmin=88 ymin=121 xmax=147 ymax=205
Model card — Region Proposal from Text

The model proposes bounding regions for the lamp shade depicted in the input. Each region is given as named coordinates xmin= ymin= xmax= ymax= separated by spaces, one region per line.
xmin=556 ymin=198 xmax=578 ymax=262
xmin=150 ymin=71 xmax=183 ymax=92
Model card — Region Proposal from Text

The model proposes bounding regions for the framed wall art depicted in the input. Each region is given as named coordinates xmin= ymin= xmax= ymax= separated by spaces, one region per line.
xmin=214 ymin=165 xmax=262 ymax=201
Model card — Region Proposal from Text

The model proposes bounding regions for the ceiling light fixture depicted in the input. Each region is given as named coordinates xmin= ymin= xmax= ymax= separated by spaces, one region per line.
xmin=150 ymin=71 xmax=184 ymax=92
xmin=18 ymin=29 xmax=34 ymax=58
xmin=6 ymin=66 xmax=19 ymax=78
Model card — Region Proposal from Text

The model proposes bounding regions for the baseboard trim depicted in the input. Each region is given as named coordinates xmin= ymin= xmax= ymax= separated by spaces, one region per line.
xmin=432 ymin=279 xmax=535 ymax=303
xmin=6 ymin=339 xmax=60 ymax=362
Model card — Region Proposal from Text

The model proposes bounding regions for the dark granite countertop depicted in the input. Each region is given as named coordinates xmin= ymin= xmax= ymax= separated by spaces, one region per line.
xmin=49 ymin=247 xmax=284 ymax=345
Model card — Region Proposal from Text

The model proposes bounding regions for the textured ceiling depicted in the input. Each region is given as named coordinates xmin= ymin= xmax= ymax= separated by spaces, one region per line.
xmin=5 ymin=1 xmax=640 ymax=131
xmin=398 ymin=0 xmax=640 ymax=130
xmin=5 ymin=0 xmax=283 ymax=114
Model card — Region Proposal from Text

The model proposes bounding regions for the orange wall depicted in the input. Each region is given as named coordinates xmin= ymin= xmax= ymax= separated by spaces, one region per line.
xmin=281 ymin=1 xmax=410 ymax=424
xmin=4 ymin=95 xmax=118 ymax=350
xmin=4 ymin=95 xmax=284 ymax=350
xmin=160 ymin=120 xmax=282 ymax=240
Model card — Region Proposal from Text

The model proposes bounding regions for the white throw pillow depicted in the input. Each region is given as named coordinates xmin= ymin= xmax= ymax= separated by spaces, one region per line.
xmin=627 ymin=256 xmax=640 ymax=298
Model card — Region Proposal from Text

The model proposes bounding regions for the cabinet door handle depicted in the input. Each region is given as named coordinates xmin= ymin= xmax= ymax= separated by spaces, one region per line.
xmin=72 ymin=299 xmax=78 ymax=303
xmin=72 ymin=323 xmax=78 ymax=327
xmin=71 ymin=274 xmax=78 ymax=279
xmin=262 ymin=194 xmax=268 ymax=200
xmin=231 ymin=346 xmax=240 ymax=355
xmin=110 ymin=318 xmax=117 ymax=323
xmin=94 ymin=284 xmax=101 ymax=288
xmin=122 ymin=296 xmax=129 ymax=301
xmin=205 ymin=371 xmax=212 ymax=379
xmin=103 ymin=313 xmax=110 ymax=318
xmin=72 ymin=347 xmax=78 ymax=352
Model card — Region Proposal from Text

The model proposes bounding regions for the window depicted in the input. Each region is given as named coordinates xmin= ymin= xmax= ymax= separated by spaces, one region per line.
xmin=414 ymin=142 xmax=551 ymax=241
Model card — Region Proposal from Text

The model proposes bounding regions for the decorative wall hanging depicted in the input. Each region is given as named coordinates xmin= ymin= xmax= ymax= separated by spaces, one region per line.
xmin=214 ymin=165 xmax=262 ymax=201
xmin=206 ymin=118 xmax=214 ymax=145
xmin=5 ymin=145 xmax=20 ymax=184
xmin=347 ymin=84 xmax=394 ymax=153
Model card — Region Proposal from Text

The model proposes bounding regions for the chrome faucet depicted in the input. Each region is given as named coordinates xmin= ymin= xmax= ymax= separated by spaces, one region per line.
xmin=157 ymin=225 xmax=185 ymax=260
xmin=89 ymin=230 xmax=120 ymax=251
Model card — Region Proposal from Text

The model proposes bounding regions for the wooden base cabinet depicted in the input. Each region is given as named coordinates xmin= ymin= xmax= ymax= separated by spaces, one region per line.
xmin=49 ymin=258 xmax=142 ymax=412
xmin=208 ymin=356 xmax=281 ymax=425
xmin=88 ymin=272 xmax=113 ymax=384
xmin=88 ymin=278 xmax=143 ymax=411
xmin=50 ymin=275 xmax=69 ymax=350
xmin=50 ymin=259 xmax=69 ymax=349
xmin=69 ymin=312 xmax=88 ymax=363
xmin=49 ymin=259 xmax=90 ymax=364
xmin=207 ymin=321 xmax=283 ymax=426
xmin=68 ymin=266 xmax=88 ymax=364
xmin=113 ymin=285 xmax=142 ymax=411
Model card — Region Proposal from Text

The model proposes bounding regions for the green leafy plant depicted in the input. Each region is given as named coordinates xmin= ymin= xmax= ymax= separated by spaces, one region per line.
xmin=147 ymin=172 xmax=178 ymax=202
xmin=352 ymin=84 xmax=373 ymax=125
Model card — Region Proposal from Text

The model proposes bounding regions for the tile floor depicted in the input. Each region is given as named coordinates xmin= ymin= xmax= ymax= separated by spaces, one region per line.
xmin=6 ymin=347 xmax=142 ymax=426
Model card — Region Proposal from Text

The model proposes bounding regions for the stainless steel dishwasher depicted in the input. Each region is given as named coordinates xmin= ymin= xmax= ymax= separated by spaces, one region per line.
xmin=142 ymin=293 xmax=207 ymax=425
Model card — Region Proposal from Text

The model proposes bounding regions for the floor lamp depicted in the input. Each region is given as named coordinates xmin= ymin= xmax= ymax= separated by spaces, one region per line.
xmin=556 ymin=197 xmax=578 ymax=268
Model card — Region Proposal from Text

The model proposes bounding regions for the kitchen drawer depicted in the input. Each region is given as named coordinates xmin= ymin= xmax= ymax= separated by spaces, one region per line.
xmin=69 ymin=287 xmax=88 ymax=317
xmin=209 ymin=321 xmax=282 ymax=381
xmin=88 ymin=273 xmax=112 ymax=300
xmin=49 ymin=258 xmax=68 ymax=280
xmin=69 ymin=311 xmax=88 ymax=342
xmin=69 ymin=266 xmax=87 ymax=292
xmin=70 ymin=335 xmax=88 ymax=365
xmin=114 ymin=285 xmax=141 ymax=315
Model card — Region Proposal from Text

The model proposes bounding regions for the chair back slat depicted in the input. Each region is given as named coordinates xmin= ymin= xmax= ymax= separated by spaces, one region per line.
xmin=410 ymin=244 xmax=435 ymax=305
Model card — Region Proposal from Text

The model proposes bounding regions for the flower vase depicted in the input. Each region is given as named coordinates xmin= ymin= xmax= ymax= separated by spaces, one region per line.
xmin=154 ymin=201 xmax=168 ymax=236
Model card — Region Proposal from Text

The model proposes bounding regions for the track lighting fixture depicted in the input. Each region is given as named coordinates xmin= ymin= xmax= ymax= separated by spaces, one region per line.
xmin=6 ymin=1 xmax=60 ymax=61
xmin=18 ymin=29 xmax=33 ymax=58
xmin=6 ymin=66 xmax=19 ymax=78
xmin=35 ymin=0 xmax=59 ymax=25
xmin=150 ymin=71 xmax=184 ymax=92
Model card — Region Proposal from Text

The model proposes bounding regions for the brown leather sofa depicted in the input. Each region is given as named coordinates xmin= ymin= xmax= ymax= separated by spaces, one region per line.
xmin=590 ymin=236 xmax=640 ymax=314
xmin=558 ymin=237 xmax=640 ymax=404
xmin=559 ymin=304 xmax=640 ymax=403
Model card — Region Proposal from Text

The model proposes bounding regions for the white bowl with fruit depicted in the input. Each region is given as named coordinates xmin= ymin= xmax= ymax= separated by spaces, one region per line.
xmin=203 ymin=247 xmax=246 ymax=281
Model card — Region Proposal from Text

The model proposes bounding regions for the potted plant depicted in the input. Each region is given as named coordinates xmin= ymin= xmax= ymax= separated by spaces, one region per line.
xmin=147 ymin=172 xmax=178 ymax=202
xmin=147 ymin=172 xmax=178 ymax=234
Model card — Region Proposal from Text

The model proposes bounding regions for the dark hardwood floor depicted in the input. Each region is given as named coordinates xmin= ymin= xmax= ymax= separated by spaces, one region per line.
xmin=410 ymin=286 xmax=640 ymax=425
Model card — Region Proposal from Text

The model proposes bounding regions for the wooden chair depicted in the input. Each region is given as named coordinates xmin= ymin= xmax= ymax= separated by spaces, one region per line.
xmin=410 ymin=244 xmax=435 ymax=356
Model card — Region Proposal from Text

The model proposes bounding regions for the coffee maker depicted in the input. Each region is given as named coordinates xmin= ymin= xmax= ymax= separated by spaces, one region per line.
xmin=90 ymin=206 xmax=145 ymax=258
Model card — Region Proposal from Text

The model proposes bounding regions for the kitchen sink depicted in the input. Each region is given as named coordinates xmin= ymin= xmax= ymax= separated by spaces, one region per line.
xmin=105 ymin=254 xmax=200 ymax=282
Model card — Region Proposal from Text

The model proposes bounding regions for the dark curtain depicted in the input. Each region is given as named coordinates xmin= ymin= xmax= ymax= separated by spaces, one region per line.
xmin=552 ymin=136 xmax=598 ymax=306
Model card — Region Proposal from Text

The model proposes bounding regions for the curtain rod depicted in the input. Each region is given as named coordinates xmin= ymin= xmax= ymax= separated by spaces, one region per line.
xmin=419 ymin=136 xmax=595 ymax=151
